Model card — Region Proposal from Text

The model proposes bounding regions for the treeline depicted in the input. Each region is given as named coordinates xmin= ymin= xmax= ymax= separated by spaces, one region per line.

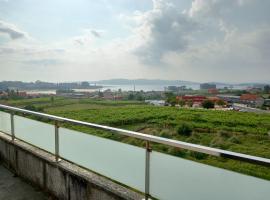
xmin=0 ymin=80 xmax=102 ymax=90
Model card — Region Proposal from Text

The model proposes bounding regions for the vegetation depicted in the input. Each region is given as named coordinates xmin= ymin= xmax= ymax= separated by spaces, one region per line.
xmin=216 ymin=99 xmax=226 ymax=106
xmin=202 ymin=100 xmax=215 ymax=109
xmin=1 ymin=97 xmax=270 ymax=180
xmin=177 ymin=123 xmax=193 ymax=136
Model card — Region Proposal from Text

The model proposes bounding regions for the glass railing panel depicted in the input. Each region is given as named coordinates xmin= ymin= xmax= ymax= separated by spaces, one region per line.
xmin=59 ymin=128 xmax=145 ymax=192
xmin=150 ymin=151 xmax=270 ymax=200
xmin=0 ymin=111 xmax=11 ymax=135
xmin=14 ymin=115 xmax=55 ymax=153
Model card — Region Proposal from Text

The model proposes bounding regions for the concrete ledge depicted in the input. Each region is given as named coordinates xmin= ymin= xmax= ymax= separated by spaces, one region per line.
xmin=0 ymin=132 xmax=144 ymax=200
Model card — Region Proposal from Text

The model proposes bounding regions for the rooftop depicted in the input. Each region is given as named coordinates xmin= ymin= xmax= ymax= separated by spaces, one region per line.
xmin=0 ymin=165 xmax=50 ymax=200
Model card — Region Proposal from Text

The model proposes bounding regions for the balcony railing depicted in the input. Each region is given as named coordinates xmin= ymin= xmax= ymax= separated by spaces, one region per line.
xmin=0 ymin=104 xmax=269 ymax=200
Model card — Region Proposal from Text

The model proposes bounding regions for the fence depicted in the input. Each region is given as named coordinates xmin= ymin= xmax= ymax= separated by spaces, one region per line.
xmin=0 ymin=104 xmax=269 ymax=200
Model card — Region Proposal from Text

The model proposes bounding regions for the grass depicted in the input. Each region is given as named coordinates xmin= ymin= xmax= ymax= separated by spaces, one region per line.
xmin=1 ymin=97 xmax=270 ymax=180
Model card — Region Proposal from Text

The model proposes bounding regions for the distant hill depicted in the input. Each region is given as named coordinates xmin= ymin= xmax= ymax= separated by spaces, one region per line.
xmin=93 ymin=79 xmax=199 ymax=86
xmin=0 ymin=81 xmax=102 ymax=90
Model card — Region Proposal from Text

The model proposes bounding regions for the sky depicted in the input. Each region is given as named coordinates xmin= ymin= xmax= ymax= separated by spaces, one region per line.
xmin=0 ymin=0 xmax=269 ymax=83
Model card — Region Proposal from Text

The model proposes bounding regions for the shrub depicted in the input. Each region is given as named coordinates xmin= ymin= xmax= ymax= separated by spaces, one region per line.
xmin=202 ymin=100 xmax=215 ymax=109
xmin=228 ymin=136 xmax=242 ymax=144
xmin=190 ymin=151 xmax=208 ymax=160
xmin=168 ymin=147 xmax=187 ymax=157
xmin=177 ymin=123 xmax=193 ymax=136
xmin=218 ymin=130 xmax=232 ymax=138
xmin=24 ymin=105 xmax=44 ymax=112
xmin=217 ymin=99 xmax=226 ymax=106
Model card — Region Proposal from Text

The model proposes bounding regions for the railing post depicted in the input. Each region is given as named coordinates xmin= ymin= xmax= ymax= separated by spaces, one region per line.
xmin=145 ymin=141 xmax=152 ymax=200
xmin=54 ymin=121 xmax=60 ymax=162
xmin=10 ymin=112 xmax=15 ymax=141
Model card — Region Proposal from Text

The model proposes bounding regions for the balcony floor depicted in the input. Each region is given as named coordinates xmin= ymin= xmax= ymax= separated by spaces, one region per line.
xmin=0 ymin=165 xmax=51 ymax=200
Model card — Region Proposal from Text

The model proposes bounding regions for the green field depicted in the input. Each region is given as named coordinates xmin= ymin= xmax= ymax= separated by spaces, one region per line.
xmin=1 ymin=97 xmax=270 ymax=180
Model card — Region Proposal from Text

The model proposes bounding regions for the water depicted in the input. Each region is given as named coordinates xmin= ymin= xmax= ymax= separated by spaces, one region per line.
xmin=101 ymin=84 xmax=200 ymax=91
xmin=23 ymin=84 xmax=248 ymax=94
xmin=24 ymin=90 xmax=56 ymax=95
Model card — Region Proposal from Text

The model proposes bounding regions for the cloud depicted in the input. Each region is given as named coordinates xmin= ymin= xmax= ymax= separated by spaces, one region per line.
xmin=0 ymin=20 xmax=27 ymax=40
xmin=72 ymin=29 xmax=104 ymax=46
xmin=0 ymin=0 xmax=269 ymax=82
xmin=129 ymin=0 xmax=199 ymax=65
xmin=73 ymin=36 xmax=92 ymax=46
xmin=161 ymin=24 xmax=270 ymax=82
xmin=90 ymin=30 xmax=102 ymax=38
xmin=188 ymin=0 xmax=254 ymax=18
xmin=0 ymin=46 xmax=65 ymax=56
xmin=23 ymin=59 xmax=61 ymax=66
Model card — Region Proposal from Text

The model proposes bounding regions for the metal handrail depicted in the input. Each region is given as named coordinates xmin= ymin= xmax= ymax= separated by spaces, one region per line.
xmin=0 ymin=104 xmax=269 ymax=167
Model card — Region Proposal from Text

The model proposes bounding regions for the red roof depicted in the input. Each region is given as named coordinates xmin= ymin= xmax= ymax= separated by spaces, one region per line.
xmin=207 ymin=96 xmax=220 ymax=102
xmin=178 ymin=95 xmax=206 ymax=103
xmin=240 ymin=94 xmax=259 ymax=101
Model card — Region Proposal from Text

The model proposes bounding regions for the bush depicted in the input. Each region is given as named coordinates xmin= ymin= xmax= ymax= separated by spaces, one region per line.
xmin=218 ymin=130 xmax=232 ymax=138
xmin=202 ymin=100 xmax=215 ymax=109
xmin=24 ymin=105 xmax=44 ymax=112
xmin=228 ymin=136 xmax=242 ymax=144
xmin=168 ymin=147 xmax=187 ymax=157
xmin=177 ymin=123 xmax=193 ymax=136
xmin=217 ymin=99 xmax=226 ymax=106
xmin=190 ymin=151 xmax=208 ymax=160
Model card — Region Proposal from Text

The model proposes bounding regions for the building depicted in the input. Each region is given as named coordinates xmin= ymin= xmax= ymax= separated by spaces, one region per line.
xmin=145 ymin=100 xmax=165 ymax=106
xmin=0 ymin=91 xmax=8 ymax=98
xmin=208 ymin=88 xmax=218 ymax=94
xmin=208 ymin=96 xmax=221 ymax=103
xmin=17 ymin=91 xmax=27 ymax=97
xmin=264 ymin=99 xmax=270 ymax=107
xmin=167 ymin=85 xmax=188 ymax=92
xmin=217 ymin=95 xmax=241 ymax=104
xmin=200 ymin=83 xmax=216 ymax=90
xmin=167 ymin=86 xmax=178 ymax=91
xmin=177 ymin=95 xmax=207 ymax=105
xmin=240 ymin=94 xmax=264 ymax=107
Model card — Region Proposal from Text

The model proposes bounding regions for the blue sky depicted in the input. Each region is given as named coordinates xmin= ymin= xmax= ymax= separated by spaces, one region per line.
xmin=0 ymin=0 xmax=270 ymax=82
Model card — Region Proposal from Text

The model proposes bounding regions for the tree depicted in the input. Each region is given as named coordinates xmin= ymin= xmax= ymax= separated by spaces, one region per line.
xmin=81 ymin=81 xmax=90 ymax=88
xmin=179 ymin=100 xmax=185 ymax=107
xmin=187 ymin=100 xmax=193 ymax=107
xmin=168 ymin=97 xmax=177 ymax=106
xmin=264 ymin=85 xmax=270 ymax=93
xmin=98 ymin=90 xmax=104 ymax=98
xmin=50 ymin=96 xmax=54 ymax=104
xmin=128 ymin=93 xmax=135 ymax=100
xmin=202 ymin=100 xmax=215 ymax=109
xmin=216 ymin=99 xmax=225 ymax=107
xmin=165 ymin=92 xmax=176 ymax=106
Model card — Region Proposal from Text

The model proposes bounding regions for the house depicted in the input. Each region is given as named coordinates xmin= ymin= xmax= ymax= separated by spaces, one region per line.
xmin=18 ymin=91 xmax=27 ymax=97
xmin=217 ymin=95 xmax=241 ymax=104
xmin=103 ymin=90 xmax=123 ymax=100
xmin=208 ymin=88 xmax=218 ymax=94
xmin=145 ymin=100 xmax=165 ymax=106
xmin=207 ymin=96 xmax=221 ymax=103
xmin=240 ymin=94 xmax=264 ymax=107
xmin=0 ymin=91 xmax=8 ymax=98
xmin=264 ymin=99 xmax=270 ymax=107
xmin=177 ymin=95 xmax=207 ymax=105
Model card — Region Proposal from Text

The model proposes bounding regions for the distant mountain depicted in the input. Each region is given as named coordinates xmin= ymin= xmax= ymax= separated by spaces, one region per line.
xmin=0 ymin=81 xmax=102 ymax=90
xmin=93 ymin=79 xmax=199 ymax=86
